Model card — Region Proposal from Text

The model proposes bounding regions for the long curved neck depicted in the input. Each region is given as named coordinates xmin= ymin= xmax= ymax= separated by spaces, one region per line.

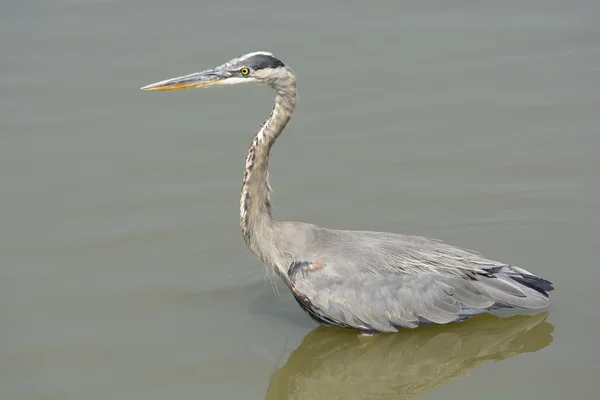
xmin=240 ymin=82 xmax=296 ymax=259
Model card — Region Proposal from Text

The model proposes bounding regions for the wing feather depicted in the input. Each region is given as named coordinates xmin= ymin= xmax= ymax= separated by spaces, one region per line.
xmin=290 ymin=260 xmax=550 ymax=332
xmin=280 ymin=225 xmax=552 ymax=333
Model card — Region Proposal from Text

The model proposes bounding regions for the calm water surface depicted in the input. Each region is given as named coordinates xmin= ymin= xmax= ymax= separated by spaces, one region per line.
xmin=2 ymin=1 xmax=599 ymax=399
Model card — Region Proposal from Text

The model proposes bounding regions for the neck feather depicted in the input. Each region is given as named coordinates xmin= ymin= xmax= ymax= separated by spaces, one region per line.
xmin=240 ymin=84 xmax=296 ymax=258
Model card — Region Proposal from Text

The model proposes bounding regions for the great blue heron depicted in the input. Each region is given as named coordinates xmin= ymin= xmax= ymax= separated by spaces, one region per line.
xmin=141 ymin=51 xmax=554 ymax=335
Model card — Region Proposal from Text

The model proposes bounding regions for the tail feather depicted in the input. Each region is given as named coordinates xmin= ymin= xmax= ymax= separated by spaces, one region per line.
xmin=510 ymin=274 xmax=554 ymax=297
xmin=475 ymin=266 xmax=554 ymax=310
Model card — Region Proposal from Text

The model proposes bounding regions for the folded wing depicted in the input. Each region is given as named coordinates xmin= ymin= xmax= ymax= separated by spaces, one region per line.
xmin=288 ymin=260 xmax=552 ymax=332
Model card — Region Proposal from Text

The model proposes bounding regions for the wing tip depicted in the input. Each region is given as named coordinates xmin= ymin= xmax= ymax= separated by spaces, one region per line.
xmin=511 ymin=275 xmax=554 ymax=297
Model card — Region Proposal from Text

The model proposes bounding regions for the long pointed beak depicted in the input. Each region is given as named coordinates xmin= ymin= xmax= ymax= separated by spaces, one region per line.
xmin=141 ymin=68 xmax=227 ymax=91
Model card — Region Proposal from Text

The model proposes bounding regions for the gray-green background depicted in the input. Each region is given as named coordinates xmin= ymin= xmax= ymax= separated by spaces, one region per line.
xmin=2 ymin=0 xmax=599 ymax=399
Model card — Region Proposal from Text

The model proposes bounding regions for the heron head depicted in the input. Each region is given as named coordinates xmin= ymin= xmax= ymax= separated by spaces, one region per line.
xmin=141 ymin=51 xmax=294 ymax=92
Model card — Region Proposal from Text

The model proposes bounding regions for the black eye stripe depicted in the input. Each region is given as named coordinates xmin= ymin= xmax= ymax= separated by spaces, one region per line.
xmin=231 ymin=55 xmax=285 ymax=75
xmin=243 ymin=54 xmax=285 ymax=70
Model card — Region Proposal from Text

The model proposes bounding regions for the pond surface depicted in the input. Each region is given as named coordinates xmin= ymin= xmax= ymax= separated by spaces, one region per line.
xmin=2 ymin=1 xmax=599 ymax=398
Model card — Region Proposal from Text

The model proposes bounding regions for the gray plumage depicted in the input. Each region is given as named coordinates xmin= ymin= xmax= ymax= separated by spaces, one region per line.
xmin=142 ymin=51 xmax=554 ymax=334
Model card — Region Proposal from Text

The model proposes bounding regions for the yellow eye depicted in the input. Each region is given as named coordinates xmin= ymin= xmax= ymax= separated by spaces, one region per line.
xmin=240 ymin=67 xmax=250 ymax=75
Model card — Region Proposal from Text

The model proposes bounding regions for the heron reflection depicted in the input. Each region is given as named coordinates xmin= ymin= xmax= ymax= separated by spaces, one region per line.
xmin=266 ymin=313 xmax=553 ymax=400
